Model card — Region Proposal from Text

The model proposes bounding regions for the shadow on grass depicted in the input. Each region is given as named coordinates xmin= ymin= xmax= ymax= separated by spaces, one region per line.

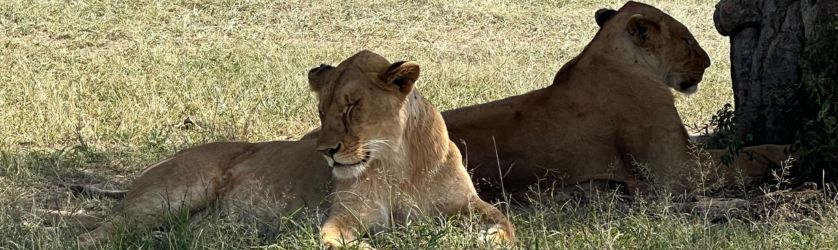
xmin=2 ymin=144 xmax=837 ymax=249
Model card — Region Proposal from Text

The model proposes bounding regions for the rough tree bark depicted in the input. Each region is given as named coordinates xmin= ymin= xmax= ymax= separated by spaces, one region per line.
xmin=714 ymin=0 xmax=837 ymax=145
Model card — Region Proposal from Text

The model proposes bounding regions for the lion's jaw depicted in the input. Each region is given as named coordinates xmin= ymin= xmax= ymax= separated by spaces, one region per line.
xmin=330 ymin=161 xmax=368 ymax=179
xmin=327 ymin=139 xmax=405 ymax=180
xmin=631 ymin=48 xmax=702 ymax=95
xmin=665 ymin=72 xmax=701 ymax=94
xmin=323 ymin=153 xmax=368 ymax=179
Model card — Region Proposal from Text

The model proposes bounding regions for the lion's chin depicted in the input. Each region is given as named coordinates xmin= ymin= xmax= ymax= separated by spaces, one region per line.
xmin=331 ymin=163 xmax=367 ymax=179
xmin=677 ymin=81 xmax=699 ymax=95
xmin=681 ymin=85 xmax=698 ymax=95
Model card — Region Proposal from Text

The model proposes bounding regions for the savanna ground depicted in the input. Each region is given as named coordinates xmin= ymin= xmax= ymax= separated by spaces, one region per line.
xmin=1 ymin=0 xmax=837 ymax=249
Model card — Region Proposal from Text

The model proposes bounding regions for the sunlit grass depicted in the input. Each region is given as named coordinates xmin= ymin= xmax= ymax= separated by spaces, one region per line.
xmin=1 ymin=0 xmax=831 ymax=249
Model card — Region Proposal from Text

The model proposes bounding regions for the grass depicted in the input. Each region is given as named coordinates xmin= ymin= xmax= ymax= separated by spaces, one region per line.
xmin=0 ymin=0 xmax=835 ymax=249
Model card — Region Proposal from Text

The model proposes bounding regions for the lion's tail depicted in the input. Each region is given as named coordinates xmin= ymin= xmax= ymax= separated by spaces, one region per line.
xmin=68 ymin=184 xmax=128 ymax=199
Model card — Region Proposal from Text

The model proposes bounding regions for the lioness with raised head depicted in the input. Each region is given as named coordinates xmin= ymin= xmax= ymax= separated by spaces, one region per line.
xmin=440 ymin=1 xmax=788 ymax=197
xmin=310 ymin=51 xmax=514 ymax=248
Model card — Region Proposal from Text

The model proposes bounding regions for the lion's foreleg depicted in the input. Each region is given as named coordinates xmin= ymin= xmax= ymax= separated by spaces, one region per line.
xmin=319 ymin=193 xmax=386 ymax=250
xmin=320 ymin=211 xmax=376 ymax=250
xmin=78 ymin=179 xmax=221 ymax=246
xmin=320 ymin=216 xmax=361 ymax=249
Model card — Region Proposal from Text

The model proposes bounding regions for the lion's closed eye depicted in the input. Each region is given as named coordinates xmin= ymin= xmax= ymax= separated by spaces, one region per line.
xmin=343 ymin=101 xmax=359 ymax=127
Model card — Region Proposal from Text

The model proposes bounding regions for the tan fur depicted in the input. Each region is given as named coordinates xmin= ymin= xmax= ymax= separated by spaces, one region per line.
xmin=52 ymin=3 xmax=789 ymax=246
xmin=300 ymin=2 xmax=790 ymax=199
xmin=310 ymin=50 xmax=514 ymax=248
xmin=62 ymin=51 xmax=515 ymax=248
xmin=76 ymin=140 xmax=332 ymax=246
xmin=439 ymin=2 xmax=789 ymax=198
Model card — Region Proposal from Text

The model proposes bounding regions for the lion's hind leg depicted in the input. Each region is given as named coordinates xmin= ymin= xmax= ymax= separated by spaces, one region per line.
xmin=78 ymin=179 xmax=222 ymax=247
xmin=79 ymin=142 xmax=254 ymax=246
xmin=34 ymin=208 xmax=105 ymax=230
xmin=707 ymin=144 xmax=790 ymax=184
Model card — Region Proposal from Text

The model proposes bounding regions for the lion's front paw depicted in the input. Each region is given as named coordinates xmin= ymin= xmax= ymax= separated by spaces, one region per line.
xmin=479 ymin=225 xmax=515 ymax=248
xmin=322 ymin=238 xmax=375 ymax=250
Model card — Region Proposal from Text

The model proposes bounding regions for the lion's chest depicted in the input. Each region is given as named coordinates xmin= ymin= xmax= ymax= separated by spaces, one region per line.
xmin=387 ymin=189 xmax=437 ymax=221
xmin=353 ymin=182 xmax=437 ymax=229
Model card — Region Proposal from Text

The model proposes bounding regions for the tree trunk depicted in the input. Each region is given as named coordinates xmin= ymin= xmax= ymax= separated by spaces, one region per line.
xmin=714 ymin=0 xmax=838 ymax=145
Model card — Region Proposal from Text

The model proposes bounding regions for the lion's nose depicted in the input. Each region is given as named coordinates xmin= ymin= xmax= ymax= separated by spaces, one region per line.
xmin=317 ymin=143 xmax=341 ymax=157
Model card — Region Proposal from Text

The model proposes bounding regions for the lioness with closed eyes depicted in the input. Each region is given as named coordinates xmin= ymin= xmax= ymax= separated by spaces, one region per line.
xmin=68 ymin=50 xmax=514 ymax=249
xmin=310 ymin=50 xmax=515 ymax=248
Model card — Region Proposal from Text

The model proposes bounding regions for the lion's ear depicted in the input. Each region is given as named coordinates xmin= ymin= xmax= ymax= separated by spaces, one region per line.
xmin=308 ymin=64 xmax=334 ymax=92
xmin=627 ymin=14 xmax=659 ymax=46
xmin=595 ymin=8 xmax=617 ymax=27
xmin=380 ymin=61 xmax=420 ymax=95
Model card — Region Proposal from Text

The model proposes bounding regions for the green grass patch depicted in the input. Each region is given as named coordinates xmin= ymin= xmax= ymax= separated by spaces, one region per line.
xmin=1 ymin=0 xmax=832 ymax=249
